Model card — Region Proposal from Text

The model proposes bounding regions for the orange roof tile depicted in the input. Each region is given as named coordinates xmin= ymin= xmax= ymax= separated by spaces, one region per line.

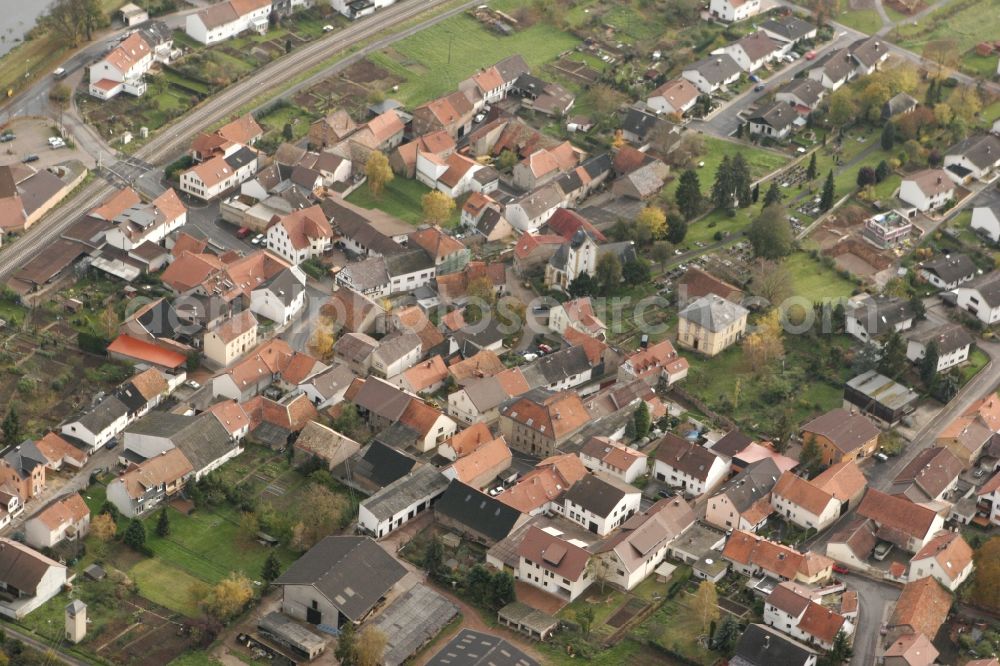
xmin=33 ymin=432 xmax=86 ymax=466
xmin=773 ymin=471 xmax=835 ymax=516
xmin=812 ymin=460 xmax=867 ymax=504
xmin=208 ymin=399 xmax=250 ymax=436
xmin=129 ymin=368 xmax=169 ymax=402
xmin=211 ymin=310 xmax=257 ymax=344
xmin=449 ymin=350 xmax=506 ymax=383
xmin=216 ymin=114 xmax=263 ymax=146
xmin=890 ymin=577 xmax=952 ymax=640
xmin=34 ymin=494 xmax=89 ymax=531
xmin=104 ymin=33 xmax=150 ymax=74
xmin=449 ymin=437 xmax=512 ymax=486
xmin=118 ymin=448 xmax=193 ymax=499
xmin=91 ymin=187 xmax=142 ymax=221
xmin=398 ymin=399 xmax=448 ymax=437
xmin=402 ymin=356 xmax=448 ymax=392
xmin=443 ymin=422 xmax=495 ymax=458
xmin=580 ymin=436 xmax=645 ymax=472
xmin=911 ymin=531 xmax=973 ymax=578
xmin=107 ymin=334 xmax=187 ymax=369
xmin=410 ymin=226 xmax=466 ymax=261
xmin=275 ymin=205 xmax=332 ymax=251
xmin=857 ymin=489 xmax=939 ymax=542
xmin=501 ymin=390 xmax=590 ymax=440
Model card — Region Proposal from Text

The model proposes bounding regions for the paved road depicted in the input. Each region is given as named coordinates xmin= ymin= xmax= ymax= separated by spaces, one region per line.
xmin=843 ymin=571 xmax=899 ymax=666
xmin=0 ymin=0 xmax=479 ymax=284
xmin=0 ymin=621 xmax=91 ymax=666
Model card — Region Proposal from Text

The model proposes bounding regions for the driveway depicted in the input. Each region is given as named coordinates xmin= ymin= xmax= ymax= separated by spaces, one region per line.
xmin=506 ymin=267 xmax=547 ymax=352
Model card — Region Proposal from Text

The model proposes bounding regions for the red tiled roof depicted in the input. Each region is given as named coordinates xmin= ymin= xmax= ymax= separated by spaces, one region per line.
xmin=890 ymin=577 xmax=952 ymax=640
xmin=107 ymin=334 xmax=187 ymax=369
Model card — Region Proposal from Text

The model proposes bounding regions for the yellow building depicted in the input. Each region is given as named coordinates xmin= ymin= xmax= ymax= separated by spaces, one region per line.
xmin=203 ymin=310 xmax=258 ymax=368
xmin=677 ymin=294 xmax=748 ymax=356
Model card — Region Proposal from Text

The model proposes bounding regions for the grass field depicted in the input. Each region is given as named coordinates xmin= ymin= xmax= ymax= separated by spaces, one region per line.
xmin=961 ymin=347 xmax=990 ymax=384
xmin=893 ymin=0 xmax=1000 ymax=53
xmin=664 ymin=137 xmax=788 ymax=201
xmin=367 ymin=14 xmax=580 ymax=105
xmin=784 ymin=251 xmax=857 ymax=302
xmin=961 ymin=51 xmax=1000 ymax=79
xmin=347 ymin=176 xmax=462 ymax=227
xmin=132 ymin=559 xmax=207 ymax=617
xmin=835 ymin=9 xmax=884 ymax=35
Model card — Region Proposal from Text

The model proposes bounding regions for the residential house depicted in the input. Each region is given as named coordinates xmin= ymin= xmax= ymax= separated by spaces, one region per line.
xmin=864 ymin=208 xmax=914 ymax=248
xmin=358 ymin=465 xmax=449 ymax=539
xmin=810 ymin=460 xmax=867 ymax=510
xmin=905 ymin=321 xmax=973 ymax=372
xmin=309 ymin=109 xmax=358 ymax=149
xmin=384 ymin=249 xmax=437 ymax=295
xmin=653 ymin=434 xmax=729 ymax=498
xmin=749 ymin=101 xmax=799 ymax=140
xmin=105 ymin=448 xmax=194 ymax=518
xmin=250 ymin=265 xmax=307 ymax=325
xmin=807 ymin=49 xmax=858 ymax=90
xmin=275 ymin=536 xmax=407 ymax=626
xmin=617 ymin=339 xmax=690 ymax=386
xmin=709 ymin=0 xmax=761 ymax=22
xmin=409 ymin=226 xmax=470 ymax=276
xmin=705 ymin=458 xmax=780 ymax=532
xmin=849 ymin=36 xmax=890 ymax=75
xmin=370 ymin=332 xmax=423 ymax=379
xmin=180 ymin=148 xmax=258 ymax=201
xmin=935 ymin=412 xmax=993 ymax=466
xmin=123 ymin=411 xmax=241 ymax=480
xmin=845 ymin=294 xmax=914 ymax=344
xmin=212 ymin=338 xmax=325 ymax=401
xmin=0 ymin=538 xmax=67 ymax=619
xmin=265 ymin=205 xmax=332 ymax=265
xmin=578 ymin=437 xmax=647 ymax=484
xmin=907 ymin=531 xmax=973 ymax=591
xmin=610 ymin=152 xmax=669 ymax=200
xmin=843 ymin=370 xmax=918 ymax=428
xmin=329 ymin=331 xmax=376 ymax=375
xmin=883 ymin=633 xmax=939 ymax=666
xmin=888 ymin=447 xmax=963 ymax=504
xmin=976 ymin=470 xmax=1000 ymax=526
xmin=944 ymin=134 xmax=1000 ymax=182
xmin=592 ymin=496 xmax=696 ymax=591
xmin=549 ymin=297 xmax=606 ymax=340
xmin=882 ymin=93 xmax=918 ymax=120
xmin=646 ymin=78 xmax=700 ymax=116
xmin=559 ymin=473 xmax=641 ymax=536
xmin=461 ymin=194 xmax=512 ymax=241
xmin=677 ymin=294 xmax=749 ymax=356
xmin=513 ymin=75 xmax=576 ymax=117
xmin=322 ymin=286 xmax=383 ymax=334
xmin=203 ymin=310 xmax=257 ymax=367
xmin=513 ymin=233 xmax=565 ymax=275
xmin=971 ymin=203 xmax=1000 ymax=243
xmin=24 ymin=494 xmax=90 ymax=549
xmin=771 ymin=472 xmax=842 ymax=532
xmin=292 ymin=420 xmax=360 ymax=470
xmin=505 ymin=184 xmax=564 ymax=233
xmin=857 ymin=489 xmax=945 ymax=553
xmin=447 ymin=369 xmax=531 ymax=426
xmin=516 ymin=526 xmax=592 ymax=602
xmin=437 ymin=422 xmax=494 ymax=462
xmin=394 ymin=355 xmax=449 ymax=394
xmin=185 ymin=0 xmax=273 ymax=45
xmin=512 ymin=142 xmax=581 ymax=191
xmin=775 ymin=78 xmax=827 ymax=113
xmin=31 ymin=432 xmax=87 ymax=471
xmin=732 ymin=624 xmax=819 ymax=666
xmin=298 ymin=363 xmax=355 ymax=409
xmin=899 ymin=169 xmax=955 ymax=212
xmin=498 ymin=389 xmax=591 ymax=457
xmin=920 ymin=252 xmax=977 ymax=290
xmin=764 ymin=583 xmax=852 ymax=650
xmin=887 ymin=577 xmax=952 ymax=644
xmin=441 ymin=436 xmax=512 ymax=491
xmin=956 ymin=270 xmax=1000 ymax=325
xmin=411 ymin=91 xmax=476 ymax=140
xmin=499 ymin=453 xmax=588 ymax=515
xmin=331 ymin=0 xmax=399 ymax=20
xmin=825 ymin=516 xmax=879 ymax=569
xmin=722 ymin=31 xmax=783 ymax=72
xmin=682 ymin=54 xmax=742 ymax=94
xmin=800 ymin=408 xmax=881 ymax=466
xmin=105 ymin=188 xmax=187 ymax=251
xmin=88 ymin=32 xmax=152 ymax=100
xmin=435 ymin=261 xmax=506 ymax=305
xmin=759 ymin=16 xmax=817 ymax=44
xmin=724 ymin=531 xmax=834 ymax=585
xmin=0 ymin=443 xmax=47 ymax=501
xmin=434 ymin=480 xmax=528 ymax=546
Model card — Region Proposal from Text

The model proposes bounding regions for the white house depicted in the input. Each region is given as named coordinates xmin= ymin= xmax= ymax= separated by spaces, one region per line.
xmin=956 ymin=271 xmax=1000 ymax=325
xmin=918 ymin=252 xmax=977 ymax=290
xmin=123 ymin=412 xmax=241 ymax=481
xmin=331 ymin=0 xmax=397 ymax=19
xmin=971 ymin=204 xmax=1000 ymax=243
xmin=61 ymin=396 xmax=131 ymax=451
xmin=748 ymin=101 xmax=799 ymax=140
xmin=265 ymin=205 xmax=333 ymax=265
xmin=844 ymin=294 xmax=914 ymax=344
xmin=905 ymin=322 xmax=972 ymax=372
xmin=652 ymin=434 xmax=729 ymax=498
xmin=0 ymin=539 xmax=68 ymax=619
xmin=180 ymin=148 xmax=258 ymax=201
xmin=203 ymin=310 xmax=258 ymax=368
xmin=944 ymin=134 xmax=1000 ymax=182
xmin=578 ymin=437 xmax=648 ymax=484
xmin=185 ymin=0 xmax=273 ymax=45
xmin=106 ymin=448 xmax=194 ymax=518
xmin=720 ymin=31 xmax=783 ymax=73
xmin=357 ymin=465 xmax=448 ymax=539
xmin=899 ymin=169 xmax=955 ymax=212
xmin=369 ymin=332 xmax=422 ymax=379
xmin=24 ymin=494 xmax=90 ymax=549
xmin=977 ymin=470 xmax=1000 ymax=526
xmin=250 ymin=266 xmax=307 ymax=325
xmin=682 ymin=54 xmax=742 ymax=94
xmin=559 ymin=473 xmax=641 ymax=536
xmin=105 ymin=188 xmax=187 ymax=251
xmin=89 ymin=32 xmax=152 ymax=100
xmin=770 ymin=472 xmax=841 ymax=532
xmin=504 ymin=184 xmax=564 ymax=233
xmin=708 ymin=0 xmax=761 ymax=22
xmin=907 ymin=531 xmax=974 ymax=591
xmin=516 ymin=526 xmax=591 ymax=602
xmin=764 ymin=583 xmax=853 ymax=651
xmin=646 ymin=78 xmax=700 ymax=116
xmin=592 ymin=497 xmax=696 ymax=591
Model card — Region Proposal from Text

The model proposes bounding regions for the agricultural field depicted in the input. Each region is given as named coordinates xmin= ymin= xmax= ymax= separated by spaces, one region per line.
xmin=892 ymin=0 xmax=1000 ymax=61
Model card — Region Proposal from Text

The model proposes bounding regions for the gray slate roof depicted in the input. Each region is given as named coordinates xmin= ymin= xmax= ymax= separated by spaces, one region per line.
xmin=562 ymin=473 xmax=637 ymax=517
xmin=713 ymin=458 xmax=780 ymax=513
xmin=360 ymin=464 xmax=449 ymax=522
xmin=678 ymin=293 xmax=748 ymax=332
xmin=947 ymin=134 xmax=1000 ymax=170
xmin=684 ymin=54 xmax=741 ymax=85
xmin=274 ymin=536 xmax=407 ymax=622
xmin=920 ymin=252 xmax=977 ymax=284
xmin=964 ymin=270 xmax=1000 ymax=307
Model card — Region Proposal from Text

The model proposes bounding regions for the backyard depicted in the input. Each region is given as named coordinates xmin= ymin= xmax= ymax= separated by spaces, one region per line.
xmin=346 ymin=177 xmax=463 ymax=227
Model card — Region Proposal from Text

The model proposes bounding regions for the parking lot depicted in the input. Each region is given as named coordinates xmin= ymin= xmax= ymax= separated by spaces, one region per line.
xmin=0 ymin=116 xmax=93 ymax=169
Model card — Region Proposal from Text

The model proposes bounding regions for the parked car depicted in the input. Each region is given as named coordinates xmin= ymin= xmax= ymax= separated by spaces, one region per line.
xmin=538 ymin=343 xmax=553 ymax=354
xmin=474 ymin=113 xmax=486 ymax=123
xmin=21 ymin=154 xmax=39 ymax=163
xmin=236 ymin=226 xmax=252 ymax=238
xmin=832 ymin=564 xmax=849 ymax=575
xmin=0 ymin=132 xmax=15 ymax=143
xmin=754 ymin=84 xmax=766 ymax=92
xmin=873 ymin=542 xmax=894 ymax=560
xmin=522 ymin=353 xmax=538 ymax=362
xmin=323 ymin=24 xmax=334 ymax=32
xmin=805 ymin=50 xmax=817 ymax=60
xmin=53 ymin=67 xmax=67 ymax=79
xmin=186 ymin=380 xmax=201 ymax=390
xmin=874 ymin=452 xmax=889 ymax=462
xmin=104 ymin=438 xmax=118 ymax=450
xmin=49 ymin=138 xmax=66 ymax=149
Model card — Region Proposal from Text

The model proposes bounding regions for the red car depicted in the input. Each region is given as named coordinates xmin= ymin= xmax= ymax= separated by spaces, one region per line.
xmin=832 ymin=564 xmax=849 ymax=575
xmin=805 ymin=50 xmax=817 ymax=60
xmin=538 ymin=343 xmax=553 ymax=354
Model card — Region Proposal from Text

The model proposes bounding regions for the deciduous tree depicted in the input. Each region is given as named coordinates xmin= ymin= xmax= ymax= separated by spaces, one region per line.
xmin=623 ymin=259 xmax=651 ymax=285
xmin=799 ymin=437 xmax=823 ymax=476
xmin=744 ymin=308 xmax=785 ymax=369
xmin=969 ymin=537 xmax=1000 ymax=613
xmin=636 ymin=206 xmax=666 ymax=238
xmin=199 ymin=573 xmax=253 ymax=623
xmin=749 ymin=258 xmax=793 ymax=305
xmin=651 ymin=241 xmax=673 ymax=271
xmin=595 ymin=253 xmax=622 ymax=294
xmin=364 ymin=151 xmax=393 ymax=198
xmin=355 ymin=627 xmax=388 ymax=666
xmin=748 ymin=205 xmax=793 ymax=259
xmin=687 ymin=581 xmax=720 ymax=634
xmin=290 ymin=485 xmax=345 ymax=551
xmin=878 ymin=329 xmax=907 ymax=379
xmin=576 ymin=606 xmax=596 ymax=637
xmin=91 ymin=512 xmax=117 ymax=542
xmin=421 ymin=191 xmax=455 ymax=225
xmin=634 ymin=402 xmax=651 ymax=439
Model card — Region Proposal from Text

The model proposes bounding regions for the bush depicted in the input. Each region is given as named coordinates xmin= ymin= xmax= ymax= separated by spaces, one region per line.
xmin=164 ymin=155 xmax=195 ymax=182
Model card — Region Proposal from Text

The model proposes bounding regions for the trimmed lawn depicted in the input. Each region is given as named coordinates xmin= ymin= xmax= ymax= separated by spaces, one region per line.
xmin=961 ymin=51 xmax=1000 ymax=78
xmin=346 ymin=177 xmax=462 ymax=227
xmin=685 ymin=208 xmax=752 ymax=245
xmin=961 ymin=347 xmax=990 ymax=384
xmin=132 ymin=559 xmax=206 ymax=618
xmin=664 ymin=137 xmax=788 ymax=201
xmin=836 ymin=9 xmax=883 ymax=34
xmin=368 ymin=14 xmax=580 ymax=104
xmin=784 ymin=251 xmax=858 ymax=302
xmin=257 ymin=105 xmax=316 ymax=141
xmin=893 ymin=0 xmax=1000 ymax=53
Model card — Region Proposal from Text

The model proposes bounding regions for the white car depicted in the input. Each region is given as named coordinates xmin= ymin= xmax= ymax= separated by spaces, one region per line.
xmin=48 ymin=137 xmax=65 ymax=148
xmin=522 ymin=353 xmax=538 ymax=362
xmin=474 ymin=113 xmax=486 ymax=123
xmin=323 ymin=24 xmax=334 ymax=32
xmin=185 ymin=380 xmax=201 ymax=390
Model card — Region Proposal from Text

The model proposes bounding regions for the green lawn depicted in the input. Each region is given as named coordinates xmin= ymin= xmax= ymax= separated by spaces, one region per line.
xmin=367 ymin=14 xmax=580 ymax=104
xmin=836 ymin=9 xmax=884 ymax=35
xmin=132 ymin=559 xmax=207 ymax=617
xmin=664 ymin=137 xmax=788 ymax=201
xmin=257 ymin=105 xmax=316 ymax=141
xmin=961 ymin=347 xmax=990 ymax=384
xmin=960 ymin=51 xmax=1000 ymax=78
xmin=346 ymin=177 xmax=461 ymax=227
xmin=685 ymin=208 xmax=752 ymax=245
xmin=893 ymin=0 xmax=1000 ymax=53
xmin=784 ymin=251 xmax=858 ymax=302
xmin=168 ymin=653 xmax=226 ymax=666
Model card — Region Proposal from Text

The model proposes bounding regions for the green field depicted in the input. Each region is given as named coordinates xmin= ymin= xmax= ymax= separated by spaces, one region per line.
xmin=347 ymin=177 xmax=462 ymax=227
xmin=835 ymin=9 xmax=884 ymax=35
xmin=368 ymin=14 xmax=580 ymax=104
xmin=664 ymin=137 xmax=788 ymax=201
xmin=893 ymin=0 xmax=1000 ymax=53
xmin=784 ymin=251 xmax=857 ymax=302
xmin=132 ymin=559 xmax=208 ymax=617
